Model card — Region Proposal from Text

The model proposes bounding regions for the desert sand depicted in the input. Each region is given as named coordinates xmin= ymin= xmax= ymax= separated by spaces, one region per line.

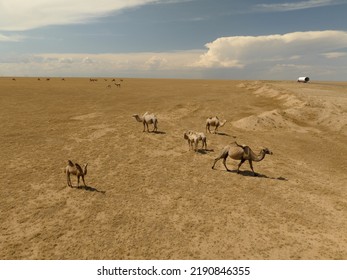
xmin=0 ymin=77 xmax=346 ymax=259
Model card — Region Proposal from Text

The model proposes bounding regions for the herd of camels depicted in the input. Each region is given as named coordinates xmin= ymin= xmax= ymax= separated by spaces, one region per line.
xmin=66 ymin=112 xmax=273 ymax=188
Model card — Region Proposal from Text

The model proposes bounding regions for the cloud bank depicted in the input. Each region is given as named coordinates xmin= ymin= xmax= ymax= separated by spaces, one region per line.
xmin=195 ymin=30 xmax=347 ymax=68
xmin=0 ymin=0 xmax=181 ymax=31
xmin=0 ymin=51 xmax=204 ymax=78
xmin=256 ymin=0 xmax=345 ymax=12
xmin=0 ymin=33 xmax=24 ymax=41
xmin=1 ymin=31 xmax=347 ymax=80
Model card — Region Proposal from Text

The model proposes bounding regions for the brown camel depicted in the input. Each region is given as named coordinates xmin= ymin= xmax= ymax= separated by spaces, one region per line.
xmin=212 ymin=142 xmax=272 ymax=176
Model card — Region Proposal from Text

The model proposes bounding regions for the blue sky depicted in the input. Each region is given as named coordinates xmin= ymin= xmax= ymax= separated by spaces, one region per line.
xmin=1 ymin=0 xmax=347 ymax=80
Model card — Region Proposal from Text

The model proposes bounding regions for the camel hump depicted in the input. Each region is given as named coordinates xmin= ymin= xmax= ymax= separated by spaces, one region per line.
xmin=75 ymin=163 xmax=83 ymax=172
xmin=235 ymin=141 xmax=246 ymax=148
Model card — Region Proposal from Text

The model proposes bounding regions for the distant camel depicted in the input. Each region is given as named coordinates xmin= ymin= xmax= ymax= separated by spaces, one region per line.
xmin=106 ymin=84 xmax=111 ymax=88
xmin=206 ymin=116 xmax=227 ymax=134
xmin=115 ymin=82 xmax=121 ymax=87
xmin=65 ymin=160 xmax=88 ymax=187
xmin=184 ymin=131 xmax=207 ymax=151
xmin=212 ymin=141 xmax=272 ymax=176
xmin=132 ymin=112 xmax=158 ymax=132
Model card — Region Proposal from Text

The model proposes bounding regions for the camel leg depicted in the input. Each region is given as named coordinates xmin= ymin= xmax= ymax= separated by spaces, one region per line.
xmin=212 ymin=150 xmax=228 ymax=170
xmin=222 ymin=157 xmax=231 ymax=171
xmin=248 ymin=160 xmax=257 ymax=176
xmin=237 ymin=159 xmax=246 ymax=173
xmin=81 ymin=175 xmax=87 ymax=187
xmin=77 ymin=175 xmax=80 ymax=188
xmin=211 ymin=157 xmax=220 ymax=169
xmin=143 ymin=122 xmax=146 ymax=132
xmin=203 ymin=139 xmax=207 ymax=150
xmin=66 ymin=173 xmax=72 ymax=187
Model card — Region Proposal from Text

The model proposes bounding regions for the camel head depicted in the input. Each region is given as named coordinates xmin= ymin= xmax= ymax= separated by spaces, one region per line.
xmin=262 ymin=148 xmax=273 ymax=155
xmin=132 ymin=114 xmax=142 ymax=122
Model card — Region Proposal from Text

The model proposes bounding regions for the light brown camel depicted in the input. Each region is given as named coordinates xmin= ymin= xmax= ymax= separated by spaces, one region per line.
xmin=184 ymin=130 xmax=207 ymax=151
xmin=65 ymin=160 xmax=88 ymax=187
xmin=211 ymin=142 xmax=272 ymax=176
xmin=206 ymin=116 xmax=227 ymax=134
xmin=132 ymin=112 xmax=158 ymax=132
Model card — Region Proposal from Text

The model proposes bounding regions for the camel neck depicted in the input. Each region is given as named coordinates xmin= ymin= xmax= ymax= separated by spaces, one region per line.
xmin=252 ymin=150 xmax=266 ymax=162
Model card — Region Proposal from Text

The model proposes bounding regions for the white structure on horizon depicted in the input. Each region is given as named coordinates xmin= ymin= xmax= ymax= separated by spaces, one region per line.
xmin=297 ymin=76 xmax=310 ymax=83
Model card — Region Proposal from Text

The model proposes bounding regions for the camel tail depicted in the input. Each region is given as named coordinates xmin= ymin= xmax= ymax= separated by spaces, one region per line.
xmin=84 ymin=164 xmax=88 ymax=175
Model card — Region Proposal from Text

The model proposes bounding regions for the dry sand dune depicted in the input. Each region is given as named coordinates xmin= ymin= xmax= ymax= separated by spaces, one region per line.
xmin=0 ymin=77 xmax=346 ymax=259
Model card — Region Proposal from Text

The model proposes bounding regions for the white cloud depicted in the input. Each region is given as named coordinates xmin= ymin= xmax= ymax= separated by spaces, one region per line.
xmin=144 ymin=56 xmax=168 ymax=70
xmin=194 ymin=31 xmax=347 ymax=69
xmin=0 ymin=0 xmax=182 ymax=31
xmin=0 ymin=33 xmax=24 ymax=41
xmin=322 ymin=52 xmax=347 ymax=59
xmin=0 ymin=50 xmax=203 ymax=77
xmin=1 ymin=31 xmax=347 ymax=80
xmin=256 ymin=0 xmax=344 ymax=12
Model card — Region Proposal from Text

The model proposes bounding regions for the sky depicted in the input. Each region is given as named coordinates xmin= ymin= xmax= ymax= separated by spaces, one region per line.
xmin=1 ymin=0 xmax=347 ymax=80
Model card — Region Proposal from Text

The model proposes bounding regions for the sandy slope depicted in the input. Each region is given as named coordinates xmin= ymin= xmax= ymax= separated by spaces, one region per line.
xmin=0 ymin=77 xmax=346 ymax=259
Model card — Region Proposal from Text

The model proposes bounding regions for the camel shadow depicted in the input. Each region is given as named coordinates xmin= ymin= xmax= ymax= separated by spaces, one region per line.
xmin=152 ymin=130 xmax=166 ymax=134
xmin=197 ymin=149 xmax=214 ymax=154
xmin=215 ymin=132 xmax=232 ymax=137
xmin=226 ymin=169 xmax=288 ymax=181
xmin=74 ymin=185 xmax=106 ymax=194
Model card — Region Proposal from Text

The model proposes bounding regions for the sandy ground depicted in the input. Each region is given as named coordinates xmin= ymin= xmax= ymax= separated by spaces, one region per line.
xmin=0 ymin=77 xmax=346 ymax=260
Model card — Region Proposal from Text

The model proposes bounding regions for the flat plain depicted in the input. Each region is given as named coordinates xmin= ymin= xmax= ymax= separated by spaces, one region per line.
xmin=0 ymin=77 xmax=346 ymax=259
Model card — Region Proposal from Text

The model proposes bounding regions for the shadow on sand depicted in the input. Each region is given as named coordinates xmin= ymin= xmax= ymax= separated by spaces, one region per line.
xmin=216 ymin=169 xmax=288 ymax=181
xmin=214 ymin=132 xmax=234 ymax=137
xmin=152 ymin=130 xmax=166 ymax=135
xmin=197 ymin=149 xmax=214 ymax=154
xmin=73 ymin=185 xmax=106 ymax=194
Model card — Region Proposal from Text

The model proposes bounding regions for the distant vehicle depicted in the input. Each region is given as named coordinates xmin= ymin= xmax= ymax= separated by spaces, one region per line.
xmin=297 ymin=76 xmax=310 ymax=83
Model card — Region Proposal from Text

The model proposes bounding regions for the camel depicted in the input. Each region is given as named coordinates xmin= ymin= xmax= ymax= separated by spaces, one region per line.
xmin=132 ymin=112 xmax=158 ymax=132
xmin=184 ymin=131 xmax=199 ymax=151
xmin=115 ymin=82 xmax=121 ymax=87
xmin=206 ymin=116 xmax=227 ymax=134
xmin=65 ymin=160 xmax=88 ymax=187
xmin=183 ymin=131 xmax=207 ymax=151
xmin=211 ymin=141 xmax=272 ymax=176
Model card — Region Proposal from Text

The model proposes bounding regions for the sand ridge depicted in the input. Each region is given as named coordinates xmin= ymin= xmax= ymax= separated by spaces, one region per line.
xmin=0 ymin=77 xmax=346 ymax=259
